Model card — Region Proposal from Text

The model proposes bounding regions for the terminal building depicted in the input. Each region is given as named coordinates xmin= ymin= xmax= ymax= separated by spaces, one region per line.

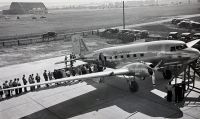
xmin=2 ymin=2 xmax=48 ymax=15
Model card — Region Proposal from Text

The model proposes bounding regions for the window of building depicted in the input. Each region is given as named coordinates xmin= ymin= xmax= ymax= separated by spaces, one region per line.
xmin=115 ymin=56 xmax=118 ymax=59
xmin=121 ymin=55 xmax=124 ymax=58
xmin=133 ymin=54 xmax=137 ymax=57
xmin=140 ymin=53 xmax=144 ymax=57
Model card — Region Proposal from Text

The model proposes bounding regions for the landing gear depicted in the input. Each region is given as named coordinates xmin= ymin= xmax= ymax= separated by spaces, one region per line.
xmin=129 ymin=80 xmax=138 ymax=92
xmin=163 ymin=70 xmax=172 ymax=80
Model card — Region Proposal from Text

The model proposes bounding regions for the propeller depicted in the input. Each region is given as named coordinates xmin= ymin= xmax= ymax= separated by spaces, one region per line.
xmin=140 ymin=60 xmax=162 ymax=86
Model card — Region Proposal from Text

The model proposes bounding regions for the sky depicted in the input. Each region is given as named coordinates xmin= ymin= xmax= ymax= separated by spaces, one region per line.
xmin=0 ymin=0 xmax=142 ymax=7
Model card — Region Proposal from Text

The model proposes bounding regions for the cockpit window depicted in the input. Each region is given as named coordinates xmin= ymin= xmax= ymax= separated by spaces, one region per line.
xmin=171 ymin=44 xmax=187 ymax=51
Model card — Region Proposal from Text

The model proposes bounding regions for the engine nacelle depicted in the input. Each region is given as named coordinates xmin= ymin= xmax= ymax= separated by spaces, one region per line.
xmin=125 ymin=63 xmax=153 ymax=78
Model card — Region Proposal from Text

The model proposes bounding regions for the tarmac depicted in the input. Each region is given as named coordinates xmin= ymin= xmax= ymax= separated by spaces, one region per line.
xmin=0 ymin=56 xmax=200 ymax=119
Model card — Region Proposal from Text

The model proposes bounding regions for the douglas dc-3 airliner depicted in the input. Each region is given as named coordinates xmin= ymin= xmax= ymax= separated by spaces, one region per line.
xmin=1 ymin=35 xmax=200 ymax=92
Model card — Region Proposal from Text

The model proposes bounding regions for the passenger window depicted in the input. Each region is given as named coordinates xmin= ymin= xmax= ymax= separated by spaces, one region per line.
xmin=171 ymin=47 xmax=175 ymax=51
xmin=121 ymin=55 xmax=124 ymax=58
xmin=115 ymin=56 xmax=118 ymax=59
xmin=140 ymin=53 xmax=144 ymax=57
xmin=176 ymin=46 xmax=181 ymax=50
xmin=110 ymin=57 xmax=112 ymax=59
xmin=133 ymin=54 xmax=137 ymax=57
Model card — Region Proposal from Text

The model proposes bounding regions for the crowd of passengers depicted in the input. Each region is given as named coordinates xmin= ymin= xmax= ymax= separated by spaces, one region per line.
xmin=0 ymin=54 xmax=105 ymax=101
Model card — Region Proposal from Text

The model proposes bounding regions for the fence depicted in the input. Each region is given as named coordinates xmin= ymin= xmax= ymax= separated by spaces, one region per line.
xmin=0 ymin=30 xmax=99 ymax=48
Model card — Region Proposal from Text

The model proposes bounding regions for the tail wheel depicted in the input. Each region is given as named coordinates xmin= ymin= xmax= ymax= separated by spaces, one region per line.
xmin=163 ymin=70 xmax=172 ymax=80
xmin=129 ymin=81 xmax=139 ymax=92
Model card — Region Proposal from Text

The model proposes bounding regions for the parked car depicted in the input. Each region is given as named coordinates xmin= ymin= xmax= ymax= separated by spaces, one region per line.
xmin=171 ymin=18 xmax=189 ymax=25
xmin=180 ymin=33 xmax=192 ymax=42
xmin=177 ymin=21 xmax=191 ymax=28
xmin=168 ymin=32 xmax=179 ymax=40
xmin=193 ymin=33 xmax=200 ymax=39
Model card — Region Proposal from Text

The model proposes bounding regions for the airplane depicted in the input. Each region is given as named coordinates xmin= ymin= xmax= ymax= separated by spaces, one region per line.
xmin=1 ymin=35 xmax=200 ymax=92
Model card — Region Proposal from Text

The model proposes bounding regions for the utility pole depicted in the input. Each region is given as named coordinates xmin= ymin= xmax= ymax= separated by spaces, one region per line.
xmin=123 ymin=1 xmax=125 ymax=29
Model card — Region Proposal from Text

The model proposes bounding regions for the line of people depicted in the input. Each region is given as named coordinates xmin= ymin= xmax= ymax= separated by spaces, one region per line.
xmin=0 ymin=60 xmax=105 ymax=101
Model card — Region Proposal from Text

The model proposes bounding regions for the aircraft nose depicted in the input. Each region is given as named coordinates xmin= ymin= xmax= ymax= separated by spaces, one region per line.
xmin=191 ymin=48 xmax=200 ymax=58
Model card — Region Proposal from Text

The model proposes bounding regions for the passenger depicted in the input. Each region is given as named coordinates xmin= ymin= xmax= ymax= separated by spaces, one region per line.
xmin=31 ymin=74 xmax=35 ymax=91
xmin=53 ymin=70 xmax=58 ymax=79
xmin=17 ymin=78 xmax=22 ymax=94
xmin=66 ymin=68 xmax=71 ymax=77
xmin=60 ymin=69 xmax=66 ymax=78
xmin=70 ymin=60 xmax=73 ymax=67
xmin=3 ymin=83 xmax=8 ymax=98
xmin=28 ymin=75 xmax=34 ymax=91
xmin=22 ymin=75 xmax=27 ymax=92
xmin=86 ymin=64 xmax=92 ymax=73
xmin=35 ymin=73 xmax=41 ymax=89
xmin=57 ymin=70 xmax=63 ymax=78
xmin=43 ymin=70 xmax=49 ymax=87
xmin=165 ymin=82 xmax=173 ymax=102
xmin=93 ymin=64 xmax=98 ymax=73
xmin=13 ymin=79 xmax=18 ymax=95
xmin=71 ymin=68 xmax=76 ymax=76
xmin=0 ymin=86 xmax=3 ymax=100
xmin=81 ymin=65 xmax=87 ymax=75
xmin=65 ymin=56 xmax=68 ymax=67
xmin=5 ymin=81 xmax=10 ymax=98
xmin=48 ymin=71 xmax=53 ymax=80
xmin=9 ymin=80 xmax=13 ymax=96
xmin=77 ymin=66 xmax=82 ymax=75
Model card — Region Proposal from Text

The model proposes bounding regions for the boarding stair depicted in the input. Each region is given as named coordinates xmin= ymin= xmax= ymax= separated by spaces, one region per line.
xmin=187 ymin=57 xmax=200 ymax=93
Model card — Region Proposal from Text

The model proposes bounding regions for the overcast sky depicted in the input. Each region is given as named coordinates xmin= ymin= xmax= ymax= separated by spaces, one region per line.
xmin=0 ymin=0 xmax=138 ymax=3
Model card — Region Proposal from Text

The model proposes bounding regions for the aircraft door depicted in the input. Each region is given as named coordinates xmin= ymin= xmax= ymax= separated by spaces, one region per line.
xmin=99 ymin=53 xmax=106 ymax=66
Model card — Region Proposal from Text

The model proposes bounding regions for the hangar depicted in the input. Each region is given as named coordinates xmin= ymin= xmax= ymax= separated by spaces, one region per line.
xmin=2 ymin=2 xmax=48 ymax=15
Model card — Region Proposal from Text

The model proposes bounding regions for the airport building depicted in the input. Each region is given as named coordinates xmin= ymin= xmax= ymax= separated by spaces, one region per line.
xmin=2 ymin=2 xmax=48 ymax=15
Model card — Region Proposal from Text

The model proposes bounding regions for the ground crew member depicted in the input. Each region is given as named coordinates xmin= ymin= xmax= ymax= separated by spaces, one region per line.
xmin=174 ymin=84 xmax=179 ymax=103
xmin=165 ymin=82 xmax=173 ymax=102
xmin=181 ymin=81 xmax=186 ymax=100
xmin=22 ymin=75 xmax=27 ymax=92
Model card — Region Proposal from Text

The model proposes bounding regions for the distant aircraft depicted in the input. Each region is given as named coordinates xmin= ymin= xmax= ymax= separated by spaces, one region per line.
xmin=1 ymin=35 xmax=200 ymax=92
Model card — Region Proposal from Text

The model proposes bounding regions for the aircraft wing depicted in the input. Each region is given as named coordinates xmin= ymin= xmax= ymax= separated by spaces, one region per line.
xmin=1 ymin=68 xmax=129 ymax=91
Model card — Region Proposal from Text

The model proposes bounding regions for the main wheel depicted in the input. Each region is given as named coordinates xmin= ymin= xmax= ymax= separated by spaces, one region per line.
xmin=129 ymin=81 xmax=139 ymax=92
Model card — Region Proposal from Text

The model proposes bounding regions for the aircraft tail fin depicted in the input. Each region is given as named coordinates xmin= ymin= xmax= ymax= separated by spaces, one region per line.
xmin=71 ymin=34 xmax=89 ymax=57
xmin=186 ymin=39 xmax=200 ymax=48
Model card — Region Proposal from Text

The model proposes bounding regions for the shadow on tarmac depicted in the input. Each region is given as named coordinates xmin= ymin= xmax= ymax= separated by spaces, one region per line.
xmin=20 ymin=73 xmax=183 ymax=119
